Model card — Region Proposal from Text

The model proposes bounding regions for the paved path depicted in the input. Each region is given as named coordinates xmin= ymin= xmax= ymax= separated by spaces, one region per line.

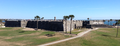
xmin=38 ymin=28 xmax=98 ymax=46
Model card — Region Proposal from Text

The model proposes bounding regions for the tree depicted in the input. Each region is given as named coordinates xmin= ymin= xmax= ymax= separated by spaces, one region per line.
xmin=63 ymin=16 xmax=70 ymax=33
xmin=41 ymin=17 xmax=44 ymax=20
xmin=115 ymin=20 xmax=120 ymax=37
xmin=103 ymin=20 xmax=105 ymax=25
xmin=34 ymin=15 xmax=40 ymax=30
xmin=103 ymin=20 xmax=105 ymax=22
xmin=110 ymin=19 xmax=112 ymax=25
xmin=87 ymin=18 xmax=89 ymax=21
xmin=34 ymin=15 xmax=44 ymax=30
xmin=69 ymin=15 xmax=75 ymax=34
xmin=108 ymin=20 xmax=109 ymax=25
xmin=0 ymin=19 xmax=2 ymax=22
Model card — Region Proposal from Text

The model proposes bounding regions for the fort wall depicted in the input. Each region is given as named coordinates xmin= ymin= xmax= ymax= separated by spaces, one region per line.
xmin=63 ymin=20 xmax=83 ymax=32
xmin=90 ymin=20 xmax=104 ymax=24
xmin=5 ymin=20 xmax=105 ymax=31
xmin=26 ymin=21 xmax=63 ymax=31
xmin=5 ymin=21 xmax=21 ymax=27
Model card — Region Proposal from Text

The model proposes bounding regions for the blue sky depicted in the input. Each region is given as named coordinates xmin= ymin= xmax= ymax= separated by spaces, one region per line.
xmin=0 ymin=0 xmax=120 ymax=20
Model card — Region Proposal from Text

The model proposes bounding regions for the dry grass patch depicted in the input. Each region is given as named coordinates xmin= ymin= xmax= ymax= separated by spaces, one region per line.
xmin=22 ymin=28 xmax=35 ymax=31
xmin=0 ymin=36 xmax=12 ymax=39
xmin=0 ymin=40 xmax=26 ymax=46
xmin=1 ymin=32 xmax=42 ymax=40
xmin=35 ymin=32 xmax=67 ymax=39
xmin=12 ymin=27 xmax=22 ymax=30
xmin=0 ymin=30 xmax=3 ymax=31
xmin=68 ymin=28 xmax=88 ymax=35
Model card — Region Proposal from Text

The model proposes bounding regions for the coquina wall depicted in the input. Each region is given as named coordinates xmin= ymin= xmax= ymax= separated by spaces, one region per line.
xmin=5 ymin=20 xmax=106 ymax=31
xmin=90 ymin=20 xmax=104 ymax=24
xmin=63 ymin=20 xmax=83 ymax=32
xmin=26 ymin=21 xmax=63 ymax=31
xmin=21 ymin=20 xmax=28 ymax=28
xmin=5 ymin=21 xmax=21 ymax=27
xmin=88 ymin=20 xmax=112 ymax=28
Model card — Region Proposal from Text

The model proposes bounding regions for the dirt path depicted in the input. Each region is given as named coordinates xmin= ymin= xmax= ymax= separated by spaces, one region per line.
xmin=22 ymin=28 xmax=35 ymax=31
xmin=38 ymin=28 xmax=99 ymax=46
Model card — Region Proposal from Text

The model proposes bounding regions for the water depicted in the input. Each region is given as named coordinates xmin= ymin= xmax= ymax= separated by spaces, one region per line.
xmin=104 ymin=21 xmax=116 ymax=26
xmin=2 ymin=20 xmax=5 ymax=22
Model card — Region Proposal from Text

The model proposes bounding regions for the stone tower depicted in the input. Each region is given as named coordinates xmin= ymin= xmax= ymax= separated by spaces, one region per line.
xmin=21 ymin=20 xmax=28 ymax=28
xmin=54 ymin=17 xmax=56 ymax=21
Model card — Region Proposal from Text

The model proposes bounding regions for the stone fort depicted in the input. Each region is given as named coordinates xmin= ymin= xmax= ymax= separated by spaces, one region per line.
xmin=5 ymin=17 xmax=111 ymax=32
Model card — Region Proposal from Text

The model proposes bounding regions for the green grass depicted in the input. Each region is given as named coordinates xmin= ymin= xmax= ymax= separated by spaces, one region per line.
xmin=67 ymin=28 xmax=87 ymax=34
xmin=64 ymin=35 xmax=71 ymax=38
xmin=41 ymin=31 xmax=55 ymax=35
xmin=0 ymin=27 xmax=13 ymax=30
xmin=5 ymin=35 xmax=59 ymax=46
xmin=0 ymin=29 xmax=37 ymax=36
xmin=0 ymin=27 xmax=70 ymax=46
xmin=67 ymin=31 xmax=82 ymax=35
xmin=71 ymin=31 xmax=82 ymax=34
xmin=50 ymin=28 xmax=120 ymax=46
xmin=29 ymin=37 xmax=59 ymax=46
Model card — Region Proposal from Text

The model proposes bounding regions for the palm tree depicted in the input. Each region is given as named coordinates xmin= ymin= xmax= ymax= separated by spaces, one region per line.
xmin=108 ymin=20 xmax=109 ymax=25
xmin=34 ymin=15 xmax=40 ymax=30
xmin=41 ymin=17 xmax=44 ymax=20
xmin=69 ymin=15 xmax=75 ymax=34
xmin=87 ymin=18 xmax=89 ymax=21
xmin=115 ymin=20 xmax=120 ymax=37
xmin=103 ymin=20 xmax=105 ymax=25
xmin=110 ymin=19 xmax=112 ymax=26
xmin=103 ymin=20 xmax=105 ymax=22
xmin=0 ymin=19 xmax=2 ymax=22
xmin=63 ymin=16 xmax=70 ymax=33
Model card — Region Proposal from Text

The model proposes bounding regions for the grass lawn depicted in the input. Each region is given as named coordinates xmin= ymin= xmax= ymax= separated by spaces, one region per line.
xmin=50 ymin=28 xmax=120 ymax=46
xmin=67 ymin=28 xmax=88 ymax=34
xmin=0 ymin=27 xmax=71 ymax=46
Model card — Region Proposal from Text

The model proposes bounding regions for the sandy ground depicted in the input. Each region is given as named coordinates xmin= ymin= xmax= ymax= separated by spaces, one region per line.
xmin=22 ymin=28 xmax=35 ymax=31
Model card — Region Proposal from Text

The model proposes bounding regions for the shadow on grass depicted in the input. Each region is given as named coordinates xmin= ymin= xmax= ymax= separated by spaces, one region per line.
xmin=19 ymin=31 xmax=26 ymax=33
xmin=101 ymin=34 xmax=115 ymax=38
xmin=45 ymin=34 xmax=55 ymax=37
xmin=101 ymin=34 xmax=110 ymax=37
